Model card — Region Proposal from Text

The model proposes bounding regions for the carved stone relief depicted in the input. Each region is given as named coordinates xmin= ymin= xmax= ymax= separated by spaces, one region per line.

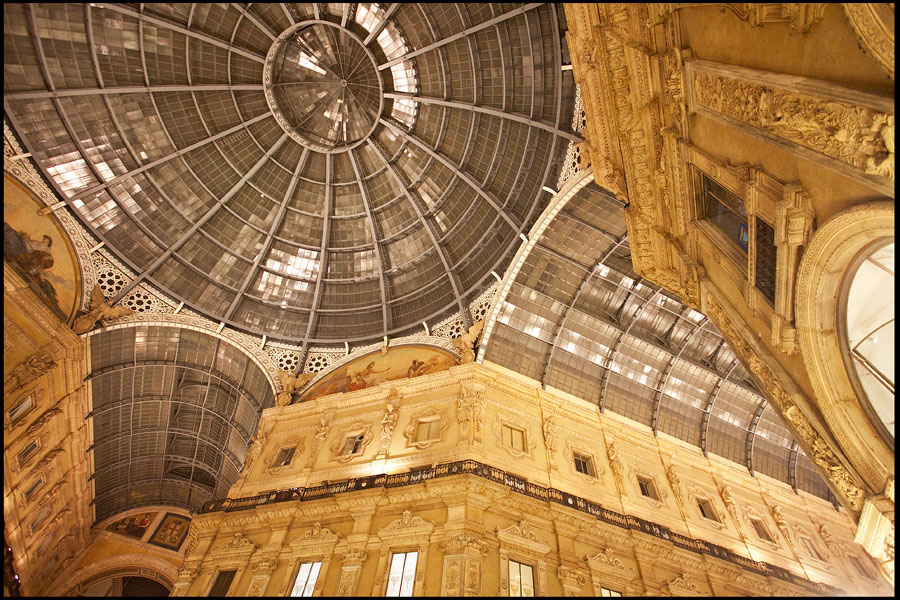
xmin=690 ymin=65 xmax=894 ymax=184
xmin=842 ymin=3 xmax=894 ymax=79
xmin=5 ymin=350 xmax=56 ymax=392
xmin=717 ymin=3 xmax=826 ymax=34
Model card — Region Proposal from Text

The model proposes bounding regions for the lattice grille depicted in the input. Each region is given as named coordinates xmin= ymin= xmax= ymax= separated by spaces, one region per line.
xmin=754 ymin=218 xmax=777 ymax=305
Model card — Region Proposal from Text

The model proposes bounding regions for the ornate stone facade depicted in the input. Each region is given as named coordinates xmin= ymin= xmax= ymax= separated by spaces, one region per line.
xmin=565 ymin=2 xmax=894 ymax=581
xmin=174 ymin=362 xmax=888 ymax=597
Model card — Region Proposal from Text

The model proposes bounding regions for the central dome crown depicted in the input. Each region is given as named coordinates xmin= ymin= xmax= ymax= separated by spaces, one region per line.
xmin=264 ymin=21 xmax=383 ymax=153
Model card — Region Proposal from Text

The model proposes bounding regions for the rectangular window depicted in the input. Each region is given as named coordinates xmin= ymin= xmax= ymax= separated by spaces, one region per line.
xmin=801 ymin=537 xmax=824 ymax=561
xmin=751 ymin=518 xmax=774 ymax=543
xmin=601 ymin=588 xmax=622 ymax=597
xmin=849 ymin=555 xmax=872 ymax=579
xmin=18 ymin=440 xmax=39 ymax=468
xmin=508 ymin=559 xmax=535 ymax=597
xmin=754 ymin=217 xmax=777 ymax=304
xmin=340 ymin=434 xmax=365 ymax=456
xmin=386 ymin=551 xmax=417 ymax=597
xmin=274 ymin=446 xmax=296 ymax=467
xmin=290 ymin=561 xmax=322 ymax=597
xmin=502 ymin=425 xmax=526 ymax=451
xmin=30 ymin=506 xmax=50 ymax=533
xmin=637 ymin=476 xmax=658 ymax=501
xmin=697 ymin=498 xmax=719 ymax=522
xmin=414 ymin=419 xmax=441 ymax=443
xmin=208 ymin=569 xmax=237 ymax=596
xmin=573 ymin=452 xmax=595 ymax=477
xmin=696 ymin=169 xmax=748 ymax=253
xmin=23 ymin=477 xmax=45 ymax=504
xmin=8 ymin=394 xmax=35 ymax=426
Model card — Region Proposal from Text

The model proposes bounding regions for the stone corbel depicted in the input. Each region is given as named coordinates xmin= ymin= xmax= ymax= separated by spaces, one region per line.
xmin=336 ymin=549 xmax=367 ymax=596
xmin=440 ymin=533 xmax=490 ymax=596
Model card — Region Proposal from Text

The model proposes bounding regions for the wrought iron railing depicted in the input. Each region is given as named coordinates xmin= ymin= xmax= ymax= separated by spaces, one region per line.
xmin=199 ymin=458 xmax=837 ymax=595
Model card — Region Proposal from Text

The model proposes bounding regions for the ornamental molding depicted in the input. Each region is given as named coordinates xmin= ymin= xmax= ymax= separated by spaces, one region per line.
xmin=5 ymin=350 xmax=57 ymax=393
xmin=491 ymin=412 xmax=537 ymax=459
xmin=686 ymin=484 xmax=726 ymax=526
xmin=717 ymin=3 xmax=826 ymax=34
xmin=495 ymin=519 xmax=551 ymax=556
xmin=627 ymin=465 xmax=669 ymax=508
xmin=211 ymin=532 xmax=257 ymax=563
xmin=329 ymin=422 xmax=373 ymax=463
xmin=563 ymin=439 xmax=605 ymax=485
xmin=264 ymin=436 xmax=305 ymax=475
xmin=686 ymin=60 xmax=894 ymax=192
xmin=402 ymin=407 xmax=450 ymax=450
xmin=583 ymin=547 xmax=630 ymax=572
xmin=842 ymin=3 xmax=894 ymax=79
xmin=703 ymin=287 xmax=866 ymax=513
xmin=439 ymin=533 xmax=490 ymax=556
xmin=378 ymin=510 xmax=434 ymax=538
xmin=557 ymin=564 xmax=588 ymax=587
xmin=663 ymin=572 xmax=702 ymax=595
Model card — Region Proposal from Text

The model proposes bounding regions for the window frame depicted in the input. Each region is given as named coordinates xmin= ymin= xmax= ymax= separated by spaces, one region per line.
xmin=637 ymin=475 xmax=659 ymax=501
xmin=502 ymin=424 xmax=527 ymax=452
xmin=750 ymin=518 xmax=775 ymax=543
xmin=507 ymin=557 xmax=536 ymax=597
xmin=273 ymin=445 xmax=297 ymax=467
xmin=18 ymin=439 xmax=40 ymax=469
xmin=385 ymin=549 xmax=419 ymax=597
xmin=573 ymin=452 xmax=596 ymax=477
xmin=289 ymin=560 xmax=323 ymax=597
xmin=696 ymin=497 xmax=720 ymax=523
xmin=207 ymin=568 xmax=238 ymax=597
xmin=7 ymin=393 xmax=36 ymax=427
xmin=23 ymin=476 xmax=45 ymax=504
xmin=340 ymin=433 xmax=366 ymax=457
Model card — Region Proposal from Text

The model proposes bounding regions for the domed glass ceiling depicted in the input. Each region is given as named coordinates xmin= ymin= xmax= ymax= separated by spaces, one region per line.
xmin=3 ymin=2 xmax=577 ymax=345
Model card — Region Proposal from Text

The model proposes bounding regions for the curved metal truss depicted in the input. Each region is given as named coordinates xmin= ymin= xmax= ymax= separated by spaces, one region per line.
xmin=480 ymin=171 xmax=835 ymax=502
xmin=3 ymin=2 xmax=577 ymax=347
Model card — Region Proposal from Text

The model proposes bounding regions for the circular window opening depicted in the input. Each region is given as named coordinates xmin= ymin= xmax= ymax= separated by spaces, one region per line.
xmin=839 ymin=238 xmax=894 ymax=449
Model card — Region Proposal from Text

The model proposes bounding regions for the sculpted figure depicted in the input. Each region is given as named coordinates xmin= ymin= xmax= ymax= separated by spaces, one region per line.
xmin=242 ymin=436 xmax=263 ymax=474
xmin=276 ymin=370 xmax=314 ymax=406
xmin=5 ymin=350 xmax=56 ymax=391
xmin=72 ymin=285 xmax=133 ymax=334
xmin=452 ymin=319 xmax=484 ymax=364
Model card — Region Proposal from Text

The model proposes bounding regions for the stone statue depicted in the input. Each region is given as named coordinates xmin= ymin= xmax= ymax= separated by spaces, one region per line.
xmin=242 ymin=436 xmax=263 ymax=475
xmin=276 ymin=370 xmax=314 ymax=407
xmin=542 ymin=416 xmax=557 ymax=453
xmin=379 ymin=403 xmax=397 ymax=453
xmin=4 ymin=349 xmax=56 ymax=391
xmin=72 ymin=285 xmax=133 ymax=334
xmin=771 ymin=505 xmax=791 ymax=541
xmin=452 ymin=319 xmax=484 ymax=364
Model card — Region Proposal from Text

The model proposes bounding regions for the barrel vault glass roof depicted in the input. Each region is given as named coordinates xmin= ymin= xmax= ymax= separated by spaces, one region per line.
xmin=3 ymin=2 xmax=834 ymax=513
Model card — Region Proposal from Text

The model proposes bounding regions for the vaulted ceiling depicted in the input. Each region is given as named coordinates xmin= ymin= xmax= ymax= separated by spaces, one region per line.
xmin=4 ymin=2 xmax=835 ymax=518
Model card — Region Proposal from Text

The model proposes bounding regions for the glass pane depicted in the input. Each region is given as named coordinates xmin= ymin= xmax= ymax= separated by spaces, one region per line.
xmin=302 ymin=562 xmax=321 ymax=596
xmin=399 ymin=551 xmax=417 ymax=596
xmin=386 ymin=553 xmax=406 ymax=596
xmin=520 ymin=563 xmax=534 ymax=597
xmin=509 ymin=561 xmax=521 ymax=597
xmin=416 ymin=421 xmax=429 ymax=442
xmin=429 ymin=420 xmax=441 ymax=439
xmin=291 ymin=562 xmax=312 ymax=597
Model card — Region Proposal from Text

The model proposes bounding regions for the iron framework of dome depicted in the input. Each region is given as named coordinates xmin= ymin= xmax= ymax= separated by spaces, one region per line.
xmin=3 ymin=2 xmax=578 ymax=346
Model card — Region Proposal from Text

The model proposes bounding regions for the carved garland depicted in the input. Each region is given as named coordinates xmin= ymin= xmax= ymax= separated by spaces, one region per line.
xmin=703 ymin=291 xmax=866 ymax=512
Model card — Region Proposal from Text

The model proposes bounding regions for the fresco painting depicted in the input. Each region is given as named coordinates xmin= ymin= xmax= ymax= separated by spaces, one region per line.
xmin=105 ymin=511 xmax=157 ymax=540
xmin=148 ymin=512 xmax=191 ymax=551
xmin=3 ymin=174 xmax=80 ymax=323
xmin=300 ymin=346 xmax=458 ymax=401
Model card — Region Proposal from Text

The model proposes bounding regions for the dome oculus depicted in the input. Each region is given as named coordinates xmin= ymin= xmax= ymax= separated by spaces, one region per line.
xmin=264 ymin=20 xmax=384 ymax=153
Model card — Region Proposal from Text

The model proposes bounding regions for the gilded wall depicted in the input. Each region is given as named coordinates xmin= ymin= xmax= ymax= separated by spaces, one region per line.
xmin=176 ymin=362 xmax=889 ymax=596
xmin=564 ymin=1 xmax=893 ymax=581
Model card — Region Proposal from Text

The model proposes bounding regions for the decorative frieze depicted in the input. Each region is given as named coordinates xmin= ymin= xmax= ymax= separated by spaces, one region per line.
xmin=687 ymin=60 xmax=894 ymax=192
